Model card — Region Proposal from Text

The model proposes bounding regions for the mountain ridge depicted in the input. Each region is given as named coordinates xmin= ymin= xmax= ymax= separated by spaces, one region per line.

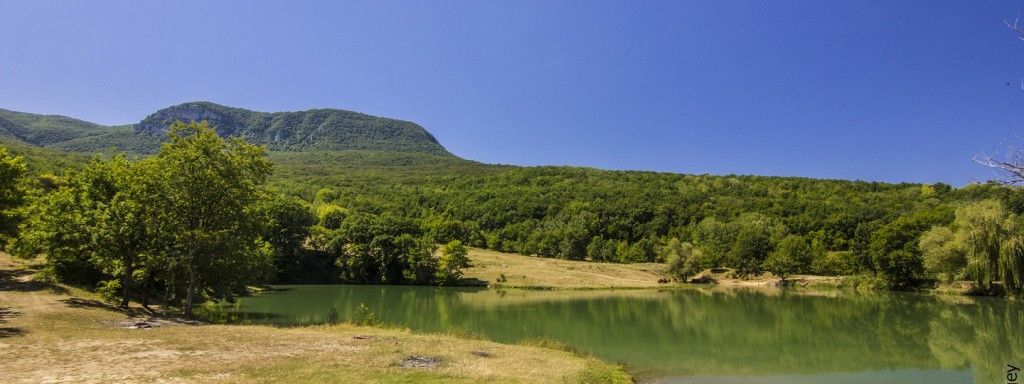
xmin=0 ymin=102 xmax=452 ymax=156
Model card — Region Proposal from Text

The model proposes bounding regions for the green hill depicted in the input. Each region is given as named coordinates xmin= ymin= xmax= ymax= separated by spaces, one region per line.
xmin=0 ymin=109 xmax=105 ymax=147
xmin=0 ymin=102 xmax=451 ymax=155
xmin=135 ymin=102 xmax=450 ymax=154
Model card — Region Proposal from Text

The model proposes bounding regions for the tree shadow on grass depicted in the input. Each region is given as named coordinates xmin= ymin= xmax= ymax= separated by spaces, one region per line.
xmin=0 ymin=306 xmax=25 ymax=338
xmin=60 ymin=297 xmax=161 ymax=318
xmin=0 ymin=268 xmax=67 ymax=294
xmin=60 ymin=297 xmax=113 ymax=310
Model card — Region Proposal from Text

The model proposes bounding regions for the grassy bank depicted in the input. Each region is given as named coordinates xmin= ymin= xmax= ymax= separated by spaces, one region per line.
xmin=461 ymin=248 xmax=844 ymax=291
xmin=0 ymin=253 xmax=631 ymax=384
xmin=459 ymin=249 xmax=1003 ymax=300
xmin=462 ymin=248 xmax=668 ymax=289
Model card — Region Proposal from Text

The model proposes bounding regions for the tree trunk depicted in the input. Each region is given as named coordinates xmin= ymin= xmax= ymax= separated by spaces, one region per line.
xmin=140 ymin=270 xmax=154 ymax=312
xmin=120 ymin=258 xmax=133 ymax=308
xmin=162 ymin=279 xmax=170 ymax=309
xmin=184 ymin=262 xmax=196 ymax=317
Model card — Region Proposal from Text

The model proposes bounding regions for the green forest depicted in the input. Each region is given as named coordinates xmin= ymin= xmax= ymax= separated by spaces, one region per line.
xmin=266 ymin=153 xmax=1024 ymax=292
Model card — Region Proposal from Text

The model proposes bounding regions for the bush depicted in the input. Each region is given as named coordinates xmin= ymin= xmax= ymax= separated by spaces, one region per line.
xmin=350 ymin=303 xmax=377 ymax=326
xmin=838 ymin=274 xmax=887 ymax=292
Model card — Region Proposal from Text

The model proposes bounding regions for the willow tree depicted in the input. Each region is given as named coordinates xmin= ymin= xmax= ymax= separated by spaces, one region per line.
xmin=957 ymin=200 xmax=1005 ymax=290
xmin=998 ymin=216 xmax=1024 ymax=294
xmin=921 ymin=200 xmax=1024 ymax=295
xmin=153 ymin=121 xmax=273 ymax=317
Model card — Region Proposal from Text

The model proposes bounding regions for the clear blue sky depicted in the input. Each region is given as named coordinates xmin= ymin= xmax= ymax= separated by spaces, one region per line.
xmin=2 ymin=1 xmax=1024 ymax=185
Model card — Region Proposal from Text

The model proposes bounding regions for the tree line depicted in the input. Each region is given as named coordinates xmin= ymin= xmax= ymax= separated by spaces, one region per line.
xmin=268 ymin=160 xmax=1024 ymax=294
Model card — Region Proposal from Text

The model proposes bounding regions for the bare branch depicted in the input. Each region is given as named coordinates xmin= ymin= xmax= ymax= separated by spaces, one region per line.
xmin=988 ymin=17 xmax=1024 ymax=184
xmin=1005 ymin=17 xmax=1024 ymax=41
xmin=974 ymin=142 xmax=1024 ymax=184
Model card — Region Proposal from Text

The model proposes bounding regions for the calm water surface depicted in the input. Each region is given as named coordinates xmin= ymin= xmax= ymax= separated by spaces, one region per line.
xmin=224 ymin=286 xmax=1022 ymax=383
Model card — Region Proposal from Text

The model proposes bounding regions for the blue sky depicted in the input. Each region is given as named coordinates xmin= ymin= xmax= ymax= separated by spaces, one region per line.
xmin=2 ymin=1 xmax=1024 ymax=185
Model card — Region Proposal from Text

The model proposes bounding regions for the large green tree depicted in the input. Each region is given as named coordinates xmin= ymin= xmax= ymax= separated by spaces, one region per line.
xmin=436 ymin=240 xmax=471 ymax=285
xmin=13 ymin=168 xmax=102 ymax=287
xmin=663 ymin=238 xmax=703 ymax=281
xmin=13 ymin=122 xmax=275 ymax=312
xmin=153 ymin=121 xmax=273 ymax=316
xmin=918 ymin=226 xmax=966 ymax=283
xmin=15 ymin=155 xmax=145 ymax=299
xmin=14 ymin=155 xmax=161 ymax=305
xmin=764 ymin=234 xmax=812 ymax=281
xmin=729 ymin=214 xmax=785 ymax=276
xmin=85 ymin=156 xmax=156 ymax=307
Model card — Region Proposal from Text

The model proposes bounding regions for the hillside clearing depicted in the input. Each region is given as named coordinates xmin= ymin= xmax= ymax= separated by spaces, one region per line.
xmin=462 ymin=248 xmax=669 ymax=289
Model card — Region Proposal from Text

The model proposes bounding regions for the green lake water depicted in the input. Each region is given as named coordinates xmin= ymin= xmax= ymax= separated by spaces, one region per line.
xmin=223 ymin=285 xmax=1022 ymax=383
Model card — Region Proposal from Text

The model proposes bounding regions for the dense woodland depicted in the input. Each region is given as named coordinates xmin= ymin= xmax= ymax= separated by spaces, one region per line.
xmin=2 ymin=111 xmax=1024 ymax=312
xmin=266 ymin=155 xmax=1024 ymax=293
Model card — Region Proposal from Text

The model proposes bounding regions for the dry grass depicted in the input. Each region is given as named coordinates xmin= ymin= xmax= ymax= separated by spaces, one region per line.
xmin=462 ymin=248 xmax=668 ymax=289
xmin=0 ymin=253 xmax=631 ymax=384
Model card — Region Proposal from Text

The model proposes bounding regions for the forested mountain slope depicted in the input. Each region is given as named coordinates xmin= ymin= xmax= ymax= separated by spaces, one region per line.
xmin=282 ymin=162 xmax=1017 ymax=266
xmin=136 ymin=102 xmax=450 ymax=154
xmin=0 ymin=108 xmax=107 ymax=147
xmin=0 ymin=102 xmax=451 ymax=155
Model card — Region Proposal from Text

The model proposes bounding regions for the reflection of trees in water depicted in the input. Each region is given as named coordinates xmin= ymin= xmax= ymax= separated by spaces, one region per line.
xmin=232 ymin=286 xmax=1022 ymax=381
xmin=927 ymin=298 xmax=1023 ymax=383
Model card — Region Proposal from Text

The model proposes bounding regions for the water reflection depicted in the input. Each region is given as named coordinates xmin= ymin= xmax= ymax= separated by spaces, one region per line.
xmin=226 ymin=285 xmax=1022 ymax=383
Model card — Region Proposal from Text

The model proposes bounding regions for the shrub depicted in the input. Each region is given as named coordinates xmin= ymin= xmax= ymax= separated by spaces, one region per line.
xmin=350 ymin=303 xmax=377 ymax=326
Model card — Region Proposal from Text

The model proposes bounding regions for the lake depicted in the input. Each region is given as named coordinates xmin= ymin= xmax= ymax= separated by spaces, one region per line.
xmin=221 ymin=285 xmax=1022 ymax=383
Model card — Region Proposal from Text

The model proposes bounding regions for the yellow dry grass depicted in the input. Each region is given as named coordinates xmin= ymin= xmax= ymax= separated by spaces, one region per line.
xmin=0 ymin=253 xmax=631 ymax=384
xmin=462 ymin=248 xmax=668 ymax=289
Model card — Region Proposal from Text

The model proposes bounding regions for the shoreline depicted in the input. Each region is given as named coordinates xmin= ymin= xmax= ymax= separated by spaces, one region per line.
xmin=460 ymin=248 xmax=1014 ymax=300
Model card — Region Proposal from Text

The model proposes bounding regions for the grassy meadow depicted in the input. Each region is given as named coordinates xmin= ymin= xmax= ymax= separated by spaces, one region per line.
xmin=462 ymin=248 xmax=668 ymax=289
